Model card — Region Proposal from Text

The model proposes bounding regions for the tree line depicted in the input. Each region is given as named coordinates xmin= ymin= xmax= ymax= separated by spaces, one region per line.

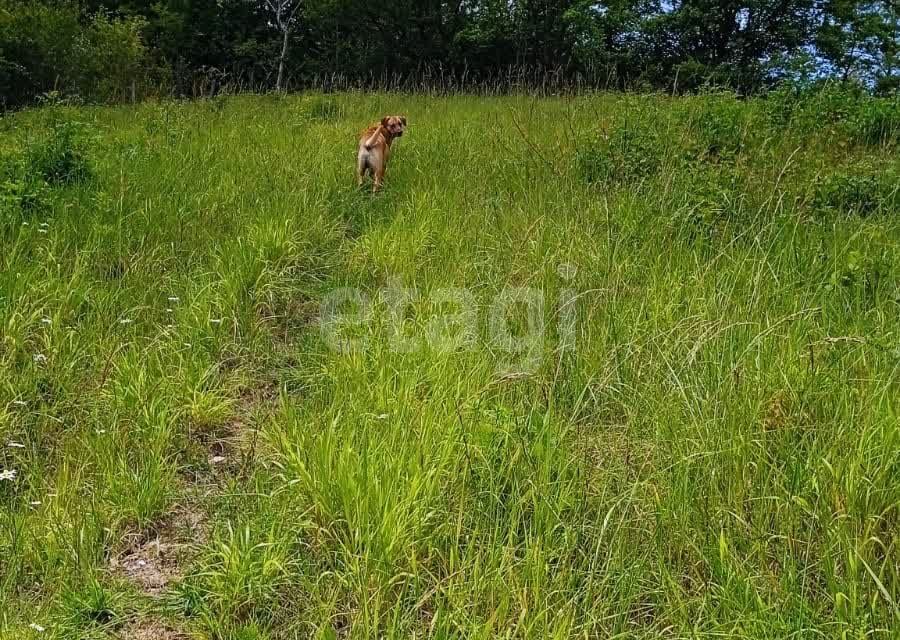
xmin=1 ymin=0 xmax=897 ymax=108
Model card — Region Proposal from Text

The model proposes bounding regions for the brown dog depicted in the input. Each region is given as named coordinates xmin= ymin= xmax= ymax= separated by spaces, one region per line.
xmin=357 ymin=115 xmax=407 ymax=192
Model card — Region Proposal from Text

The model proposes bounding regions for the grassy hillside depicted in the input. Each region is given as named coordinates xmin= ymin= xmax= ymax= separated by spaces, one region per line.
xmin=1 ymin=90 xmax=898 ymax=639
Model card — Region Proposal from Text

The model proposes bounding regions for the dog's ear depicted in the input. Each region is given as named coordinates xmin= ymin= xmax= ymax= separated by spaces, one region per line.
xmin=381 ymin=116 xmax=391 ymax=127
xmin=400 ymin=116 xmax=407 ymax=126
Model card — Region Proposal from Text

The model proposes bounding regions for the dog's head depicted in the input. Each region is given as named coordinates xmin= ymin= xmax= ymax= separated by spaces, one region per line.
xmin=381 ymin=115 xmax=407 ymax=138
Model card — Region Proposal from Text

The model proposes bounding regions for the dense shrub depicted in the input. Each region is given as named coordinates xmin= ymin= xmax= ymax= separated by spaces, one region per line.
xmin=577 ymin=122 xmax=666 ymax=184
xmin=27 ymin=121 xmax=92 ymax=185
xmin=0 ymin=159 xmax=48 ymax=217
xmin=0 ymin=1 xmax=150 ymax=109
xmin=765 ymin=82 xmax=898 ymax=147
xmin=70 ymin=12 xmax=150 ymax=104
xmin=765 ymin=82 xmax=867 ymax=129
xmin=844 ymin=97 xmax=900 ymax=147
xmin=826 ymin=242 xmax=894 ymax=304
xmin=812 ymin=166 xmax=899 ymax=217
xmin=0 ymin=119 xmax=92 ymax=223
xmin=671 ymin=60 xmax=719 ymax=94
xmin=0 ymin=173 xmax=48 ymax=213
xmin=685 ymin=94 xmax=752 ymax=160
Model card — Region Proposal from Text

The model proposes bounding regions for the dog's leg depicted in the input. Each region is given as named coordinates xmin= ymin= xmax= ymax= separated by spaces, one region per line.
xmin=374 ymin=147 xmax=391 ymax=193
xmin=373 ymin=166 xmax=384 ymax=193
xmin=356 ymin=149 xmax=367 ymax=188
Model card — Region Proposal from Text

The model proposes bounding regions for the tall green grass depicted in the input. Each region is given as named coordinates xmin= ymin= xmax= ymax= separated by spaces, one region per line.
xmin=0 ymin=90 xmax=898 ymax=639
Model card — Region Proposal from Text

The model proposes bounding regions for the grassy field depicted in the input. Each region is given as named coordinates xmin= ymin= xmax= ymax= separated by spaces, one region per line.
xmin=0 ymin=90 xmax=898 ymax=639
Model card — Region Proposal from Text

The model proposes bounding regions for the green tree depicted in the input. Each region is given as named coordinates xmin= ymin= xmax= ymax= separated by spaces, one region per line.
xmin=644 ymin=0 xmax=817 ymax=91
xmin=816 ymin=0 xmax=898 ymax=88
xmin=0 ymin=0 xmax=149 ymax=108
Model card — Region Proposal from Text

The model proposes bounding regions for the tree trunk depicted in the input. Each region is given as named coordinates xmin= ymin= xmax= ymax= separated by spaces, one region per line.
xmin=277 ymin=25 xmax=290 ymax=91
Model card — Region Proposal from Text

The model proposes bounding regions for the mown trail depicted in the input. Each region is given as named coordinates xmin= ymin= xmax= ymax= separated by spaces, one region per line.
xmin=0 ymin=92 xmax=898 ymax=639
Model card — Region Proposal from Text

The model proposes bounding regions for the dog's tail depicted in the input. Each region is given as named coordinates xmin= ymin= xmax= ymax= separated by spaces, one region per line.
xmin=363 ymin=126 xmax=383 ymax=151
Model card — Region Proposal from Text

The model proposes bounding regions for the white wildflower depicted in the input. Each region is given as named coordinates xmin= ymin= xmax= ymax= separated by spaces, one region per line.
xmin=166 ymin=308 xmax=174 ymax=313
xmin=38 ymin=228 xmax=48 ymax=234
xmin=29 ymin=623 xmax=45 ymax=632
xmin=0 ymin=469 xmax=17 ymax=481
xmin=168 ymin=296 xmax=180 ymax=303
xmin=7 ymin=442 xmax=25 ymax=449
xmin=12 ymin=400 xmax=27 ymax=407
xmin=41 ymin=317 xmax=52 ymax=326
xmin=39 ymin=222 xmax=49 ymax=228
xmin=33 ymin=354 xmax=47 ymax=364
xmin=210 ymin=319 xmax=223 ymax=325
xmin=119 ymin=319 xmax=133 ymax=325
xmin=30 ymin=500 xmax=42 ymax=506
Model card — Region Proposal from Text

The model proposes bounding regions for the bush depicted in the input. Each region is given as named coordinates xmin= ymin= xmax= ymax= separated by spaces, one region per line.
xmin=0 ymin=173 xmax=48 ymax=215
xmin=671 ymin=60 xmax=734 ymax=94
xmin=0 ymin=120 xmax=92 ymax=219
xmin=827 ymin=245 xmax=893 ymax=303
xmin=812 ymin=166 xmax=899 ymax=218
xmin=577 ymin=122 xmax=665 ymax=185
xmin=0 ymin=56 xmax=26 ymax=109
xmin=0 ymin=1 xmax=150 ymax=109
xmin=0 ymin=152 xmax=49 ymax=217
xmin=70 ymin=11 xmax=150 ymax=104
xmin=765 ymin=82 xmax=868 ymax=130
xmin=26 ymin=121 xmax=92 ymax=185
xmin=687 ymin=94 xmax=752 ymax=160
xmin=845 ymin=97 xmax=900 ymax=147
xmin=765 ymin=82 xmax=898 ymax=147
xmin=874 ymin=75 xmax=900 ymax=97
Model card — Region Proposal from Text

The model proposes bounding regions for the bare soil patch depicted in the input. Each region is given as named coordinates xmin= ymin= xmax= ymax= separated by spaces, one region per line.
xmin=112 ymin=503 xmax=207 ymax=596
xmin=117 ymin=618 xmax=187 ymax=640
